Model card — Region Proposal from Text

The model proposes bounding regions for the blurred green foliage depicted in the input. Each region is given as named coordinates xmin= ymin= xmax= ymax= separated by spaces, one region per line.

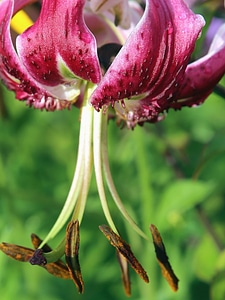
xmin=1 ymin=78 xmax=225 ymax=300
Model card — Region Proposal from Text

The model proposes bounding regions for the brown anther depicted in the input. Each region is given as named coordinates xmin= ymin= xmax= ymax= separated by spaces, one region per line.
xmin=0 ymin=242 xmax=34 ymax=262
xmin=99 ymin=225 xmax=149 ymax=284
xmin=31 ymin=233 xmax=70 ymax=279
xmin=150 ymin=224 xmax=179 ymax=292
xmin=116 ymin=250 xmax=131 ymax=296
xmin=65 ymin=220 xmax=84 ymax=293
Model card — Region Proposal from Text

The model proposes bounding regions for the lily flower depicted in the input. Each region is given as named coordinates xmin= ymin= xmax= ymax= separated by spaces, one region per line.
xmin=0 ymin=0 xmax=224 ymax=295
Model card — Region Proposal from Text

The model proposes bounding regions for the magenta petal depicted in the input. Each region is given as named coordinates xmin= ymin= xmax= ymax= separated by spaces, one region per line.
xmin=17 ymin=0 xmax=101 ymax=86
xmin=0 ymin=0 xmax=71 ymax=110
xmin=90 ymin=0 xmax=205 ymax=110
xmin=177 ymin=24 xmax=225 ymax=106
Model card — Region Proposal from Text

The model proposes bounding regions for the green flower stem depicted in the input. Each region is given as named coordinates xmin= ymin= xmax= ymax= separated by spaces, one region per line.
xmin=101 ymin=112 xmax=149 ymax=240
xmin=93 ymin=109 xmax=118 ymax=234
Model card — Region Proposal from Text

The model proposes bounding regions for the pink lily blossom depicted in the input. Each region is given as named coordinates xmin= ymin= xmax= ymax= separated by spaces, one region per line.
xmin=0 ymin=0 xmax=225 ymax=295
xmin=1 ymin=0 xmax=224 ymax=127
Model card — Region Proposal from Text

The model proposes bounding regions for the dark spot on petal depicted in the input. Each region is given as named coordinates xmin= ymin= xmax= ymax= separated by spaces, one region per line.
xmin=117 ymin=79 xmax=123 ymax=88
xmin=122 ymin=70 xmax=128 ymax=77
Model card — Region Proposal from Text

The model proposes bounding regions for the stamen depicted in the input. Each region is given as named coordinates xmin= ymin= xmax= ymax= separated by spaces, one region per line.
xmin=117 ymin=251 xmax=131 ymax=296
xmin=65 ymin=220 xmax=84 ymax=293
xmin=10 ymin=10 xmax=33 ymax=34
xmin=29 ymin=249 xmax=47 ymax=266
xmin=99 ymin=225 xmax=149 ymax=283
xmin=0 ymin=239 xmax=70 ymax=279
xmin=71 ymin=84 xmax=94 ymax=223
xmin=0 ymin=242 xmax=34 ymax=262
xmin=101 ymin=110 xmax=149 ymax=239
xmin=150 ymin=224 xmax=179 ymax=292
xmin=31 ymin=234 xmax=70 ymax=279
xmin=93 ymin=109 xmax=118 ymax=233
xmin=39 ymin=83 xmax=95 ymax=247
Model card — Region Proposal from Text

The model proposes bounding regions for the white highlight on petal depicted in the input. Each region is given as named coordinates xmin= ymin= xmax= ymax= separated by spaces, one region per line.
xmin=209 ymin=23 xmax=225 ymax=53
xmin=41 ymin=83 xmax=81 ymax=101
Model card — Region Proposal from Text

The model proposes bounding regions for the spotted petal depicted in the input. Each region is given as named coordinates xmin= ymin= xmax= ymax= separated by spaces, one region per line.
xmin=0 ymin=0 xmax=62 ymax=110
xmin=176 ymin=23 xmax=225 ymax=107
xmin=90 ymin=0 xmax=205 ymax=122
xmin=16 ymin=0 xmax=101 ymax=86
xmin=0 ymin=0 xmax=78 ymax=110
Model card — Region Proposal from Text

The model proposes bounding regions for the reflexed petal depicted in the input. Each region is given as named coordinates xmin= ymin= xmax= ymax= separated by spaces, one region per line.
xmin=9 ymin=0 xmax=36 ymax=13
xmin=84 ymin=12 xmax=122 ymax=47
xmin=0 ymin=0 xmax=71 ymax=110
xmin=89 ymin=0 xmax=131 ymax=28
xmin=120 ymin=1 xmax=144 ymax=38
xmin=17 ymin=0 xmax=101 ymax=86
xmin=91 ymin=0 xmax=205 ymax=122
xmin=177 ymin=23 xmax=225 ymax=107
xmin=85 ymin=1 xmax=143 ymax=47
xmin=89 ymin=0 xmax=123 ymax=13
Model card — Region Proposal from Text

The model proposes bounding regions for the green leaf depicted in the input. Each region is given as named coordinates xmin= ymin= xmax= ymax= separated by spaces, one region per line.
xmin=156 ymin=179 xmax=215 ymax=228
xmin=211 ymin=250 xmax=225 ymax=300
xmin=211 ymin=272 xmax=225 ymax=300
xmin=216 ymin=250 xmax=225 ymax=273
xmin=193 ymin=234 xmax=219 ymax=282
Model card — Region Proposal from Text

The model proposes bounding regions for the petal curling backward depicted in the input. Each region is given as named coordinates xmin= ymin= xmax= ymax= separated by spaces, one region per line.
xmin=176 ymin=23 xmax=225 ymax=107
xmin=90 ymin=0 xmax=205 ymax=123
xmin=0 ymin=0 xmax=101 ymax=110
xmin=16 ymin=0 xmax=101 ymax=86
